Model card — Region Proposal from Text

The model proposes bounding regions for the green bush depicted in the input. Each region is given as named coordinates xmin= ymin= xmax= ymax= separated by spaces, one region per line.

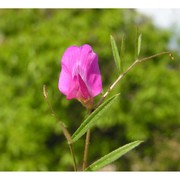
xmin=0 ymin=9 xmax=179 ymax=170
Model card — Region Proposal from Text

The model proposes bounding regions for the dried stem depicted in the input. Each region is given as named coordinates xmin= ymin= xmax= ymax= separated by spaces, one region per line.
xmin=43 ymin=85 xmax=77 ymax=171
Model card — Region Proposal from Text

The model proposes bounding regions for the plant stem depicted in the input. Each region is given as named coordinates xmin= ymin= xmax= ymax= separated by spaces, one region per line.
xmin=69 ymin=143 xmax=77 ymax=171
xmin=96 ymin=51 xmax=171 ymax=108
xmin=59 ymin=122 xmax=77 ymax=171
xmin=82 ymin=107 xmax=95 ymax=171
xmin=43 ymin=85 xmax=77 ymax=171
xmin=82 ymin=129 xmax=91 ymax=171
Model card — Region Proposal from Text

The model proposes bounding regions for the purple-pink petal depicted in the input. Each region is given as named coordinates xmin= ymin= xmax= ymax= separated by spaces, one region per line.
xmin=58 ymin=44 xmax=102 ymax=101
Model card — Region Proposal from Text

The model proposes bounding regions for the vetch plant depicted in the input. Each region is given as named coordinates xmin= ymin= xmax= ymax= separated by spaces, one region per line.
xmin=43 ymin=34 xmax=174 ymax=171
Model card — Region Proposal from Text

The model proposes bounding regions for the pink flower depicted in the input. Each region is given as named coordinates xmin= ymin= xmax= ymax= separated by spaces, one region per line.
xmin=58 ymin=44 xmax=102 ymax=109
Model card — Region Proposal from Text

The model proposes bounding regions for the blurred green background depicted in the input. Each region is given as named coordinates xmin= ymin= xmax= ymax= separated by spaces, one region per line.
xmin=0 ymin=9 xmax=180 ymax=171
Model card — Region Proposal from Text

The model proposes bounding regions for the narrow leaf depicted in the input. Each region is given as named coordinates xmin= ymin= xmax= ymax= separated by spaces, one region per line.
xmin=72 ymin=94 xmax=119 ymax=143
xmin=137 ymin=33 xmax=142 ymax=56
xmin=120 ymin=35 xmax=125 ymax=72
xmin=86 ymin=140 xmax=143 ymax=171
xmin=110 ymin=35 xmax=121 ymax=73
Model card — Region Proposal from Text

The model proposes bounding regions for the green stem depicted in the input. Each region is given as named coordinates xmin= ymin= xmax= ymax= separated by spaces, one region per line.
xmin=82 ymin=107 xmax=95 ymax=171
xmin=82 ymin=129 xmax=91 ymax=171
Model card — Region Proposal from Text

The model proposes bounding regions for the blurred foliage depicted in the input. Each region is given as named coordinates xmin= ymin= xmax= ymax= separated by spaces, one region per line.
xmin=0 ymin=9 xmax=180 ymax=171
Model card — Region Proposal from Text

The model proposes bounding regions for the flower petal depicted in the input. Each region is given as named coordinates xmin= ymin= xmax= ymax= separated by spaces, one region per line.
xmin=78 ymin=44 xmax=102 ymax=96
xmin=66 ymin=74 xmax=91 ymax=100
xmin=58 ymin=44 xmax=102 ymax=103
xmin=58 ymin=64 xmax=73 ymax=96
xmin=61 ymin=46 xmax=81 ymax=73
xmin=58 ymin=46 xmax=80 ymax=96
xmin=86 ymin=55 xmax=102 ymax=97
